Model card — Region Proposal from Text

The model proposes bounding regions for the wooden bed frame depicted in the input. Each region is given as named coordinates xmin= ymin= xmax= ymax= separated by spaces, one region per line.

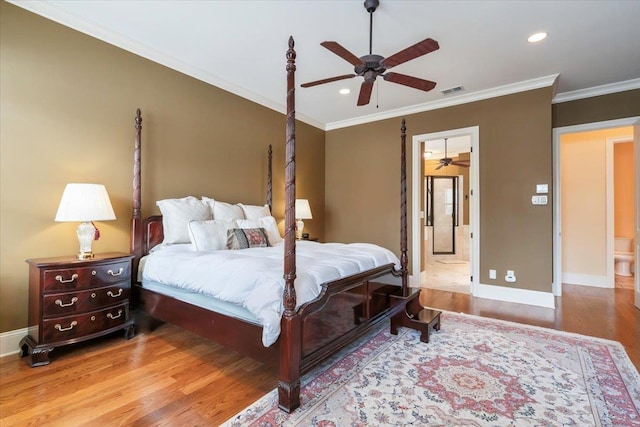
xmin=130 ymin=37 xmax=409 ymax=413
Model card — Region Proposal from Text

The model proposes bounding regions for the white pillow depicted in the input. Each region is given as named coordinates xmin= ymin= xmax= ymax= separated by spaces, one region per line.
xmin=202 ymin=197 xmax=245 ymax=221
xmin=237 ymin=216 xmax=282 ymax=245
xmin=188 ymin=219 xmax=237 ymax=251
xmin=239 ymin=203 xmax=271 ymax=220
xmin=156 ymin=196 xmax=211 ymax=244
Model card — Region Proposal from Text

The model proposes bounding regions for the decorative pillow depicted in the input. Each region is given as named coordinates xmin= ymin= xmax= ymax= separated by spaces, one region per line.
xmin=188 ymin=219 xmax=237 ymax=251
xmin=237 ymin=216 xmax=282 ymax=245
xmin=239 ymin=203 xmax=271 ymax=220
xmin=202 ymin=197 xmax=245 ymax=221
xmin=226 ymin=228 xmax=271 ymax=250
xmin=156 ymin=196 xmax=211 ymax=244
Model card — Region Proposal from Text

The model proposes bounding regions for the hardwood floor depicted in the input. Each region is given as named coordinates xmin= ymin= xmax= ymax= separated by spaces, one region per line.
xmin=419 ymin=283 xmax=640 ymax=370
xmin=1 ymin=284 xmax=638 ymax=426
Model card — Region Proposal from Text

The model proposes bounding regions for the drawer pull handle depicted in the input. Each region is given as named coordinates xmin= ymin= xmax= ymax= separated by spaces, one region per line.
xmin=108 ymin=268 xmax=124 ymax=277
xmin=107 ymin=289 xmax=123 ymax=298
xmin=54 ymin=321 xmax=77 ymax=332
xmin=55 ymin=273 xmax=78 ymax=283
xmin=107 ymin=310 xmax=123 ymax=320
xmin=55 ymin=297 xmax=78 ymax=307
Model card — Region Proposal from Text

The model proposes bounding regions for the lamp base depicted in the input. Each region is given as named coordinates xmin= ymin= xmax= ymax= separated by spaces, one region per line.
xmin=296 ymin=219 xmax=304 ymax=240
xmin=77 ymin=251 xmax=95 ymax=260
xmin=76 ymin=222 xmax=96 ymax=260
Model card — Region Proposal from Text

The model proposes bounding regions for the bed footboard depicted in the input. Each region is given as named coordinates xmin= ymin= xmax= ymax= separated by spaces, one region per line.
xmin=298 ymin=265 xmax=403 ymax=372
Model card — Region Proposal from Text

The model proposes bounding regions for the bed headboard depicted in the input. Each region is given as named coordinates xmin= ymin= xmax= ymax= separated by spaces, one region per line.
xmin=129 ymin=106 xmax=273 ymax=279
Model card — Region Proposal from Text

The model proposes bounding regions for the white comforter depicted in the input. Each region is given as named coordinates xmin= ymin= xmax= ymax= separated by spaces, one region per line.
xmin=142 ymin=240 xmax=400 ymax=346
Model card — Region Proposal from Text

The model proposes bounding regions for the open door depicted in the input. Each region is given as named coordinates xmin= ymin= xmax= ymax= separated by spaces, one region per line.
xmin=635 ymin=122 xmax=639 ymax=309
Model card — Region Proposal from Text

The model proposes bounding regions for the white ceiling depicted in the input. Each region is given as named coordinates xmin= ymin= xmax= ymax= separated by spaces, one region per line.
xmin=13 ymin=0 xmax=640 ymax=130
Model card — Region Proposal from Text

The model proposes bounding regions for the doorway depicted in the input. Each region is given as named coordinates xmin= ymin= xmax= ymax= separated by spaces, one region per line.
xmin=426 ymin=175 xmax=459 ymax=254
xmin=411 ymin=127 xmax=479 ymax=295
xmin=552 ymin=117 xmax=639 ymax=310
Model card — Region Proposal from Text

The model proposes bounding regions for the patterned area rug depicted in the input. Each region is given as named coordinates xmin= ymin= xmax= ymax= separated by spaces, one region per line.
xmin=223 ymin=312 xmax=640 ymax=426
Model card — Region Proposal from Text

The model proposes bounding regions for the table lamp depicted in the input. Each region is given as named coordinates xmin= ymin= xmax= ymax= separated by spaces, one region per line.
xmin=55 ymin=183 xmax=116 ymax=259
xmin=295 ymin=199 xmax=313 ymax=240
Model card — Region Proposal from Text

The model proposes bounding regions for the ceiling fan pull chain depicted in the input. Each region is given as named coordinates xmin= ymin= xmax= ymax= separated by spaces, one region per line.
xmin=376 ymin=80 xmax=379 ymax=108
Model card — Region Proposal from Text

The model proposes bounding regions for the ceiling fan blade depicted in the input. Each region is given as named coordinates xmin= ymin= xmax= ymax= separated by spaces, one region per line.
xmin=321 ymin=41 xmax=365 ymax=66
xmin=435 ymin=163 xmax=445 ymax=170
xmin=382 ymin=38 xmax=439 ymax=68
xmin=383 ymin=72 xmax=436 ymax=92
xmin=357 ymin=80 xmax=374 ymax=106
xmin=450 ymin=161 xmax=470 ymax=168
xmin=301 ymin=74 xmax=357 ymax=88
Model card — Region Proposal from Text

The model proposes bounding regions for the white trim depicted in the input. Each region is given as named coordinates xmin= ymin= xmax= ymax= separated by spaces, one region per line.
xmin=411 ymin=126 xmax=479 ymax=294
xmin=327 ymin=75 xmax=558 ymax=131
xmin=474 ymin=283 xmax=555 ymax=309
xmin=552 ymin=117 xmax=640 ymax=297
xmin=552 ymin=78 xmax=640 ymax=104
xmin=0 ymin=328 xmax=27 ymax=358
xmin=607 ymin=136 xmax=633 ymax=288
xmin=562 ymin=273 xmax=613 ymax=288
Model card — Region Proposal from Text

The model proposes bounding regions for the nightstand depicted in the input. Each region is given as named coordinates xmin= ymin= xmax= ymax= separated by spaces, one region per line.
xmin=19 ymin=252 xmax=135 ymax=367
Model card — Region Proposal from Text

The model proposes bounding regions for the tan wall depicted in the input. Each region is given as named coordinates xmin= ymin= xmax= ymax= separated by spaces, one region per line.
xmin=560 ymin=127 xmax=632 ymax=278
xmin=0 ymin=2 xmax=325 ymax=333
xmin=614 ymin=142 xmax=635 ymax=239
xmin=326 ymin=88 xmax=554 ymax=291
xmin=552 ymin=89 xmax=640 ymax=128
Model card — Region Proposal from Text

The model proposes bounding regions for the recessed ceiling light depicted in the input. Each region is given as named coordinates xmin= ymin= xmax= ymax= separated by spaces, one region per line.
xmin=528 ymin=32 xmax=548 ymax=43
xmin=339 ymin=88 xmax=350 ymax=95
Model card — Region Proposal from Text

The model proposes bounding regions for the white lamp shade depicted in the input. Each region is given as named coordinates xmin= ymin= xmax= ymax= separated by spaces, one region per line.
xmin=295 ymin=199 xmax=313 ymax=220
xmin=55 ymin=183 xmax=116 ymax=222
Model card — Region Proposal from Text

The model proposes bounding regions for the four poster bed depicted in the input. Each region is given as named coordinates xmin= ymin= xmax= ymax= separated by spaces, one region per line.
xmin=130 ymin=37 xmax=410 ymax=413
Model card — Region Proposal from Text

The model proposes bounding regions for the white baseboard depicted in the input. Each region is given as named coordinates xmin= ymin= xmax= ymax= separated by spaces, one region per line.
xmin=562 ymin=273 xmax=613 ymax=288
xmin=1 ymin=327 xmax=27 ymax=358
xmin=474 ymin=283 xmax=555 ymax=309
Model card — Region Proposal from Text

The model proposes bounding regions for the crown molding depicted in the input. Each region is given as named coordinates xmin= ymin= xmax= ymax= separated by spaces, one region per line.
xmin=552 ymin=78 xmax=640 ymax=104
xmin=325 ymin=75 xmax=559 ymax=131
xmin=8 ymin=1 xmax=325 ymax=130
xmin=12 ymin=1 xmax=638 ymax=132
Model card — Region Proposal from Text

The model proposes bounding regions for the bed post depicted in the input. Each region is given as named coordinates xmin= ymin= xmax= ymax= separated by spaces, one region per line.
xmin=400 ymin=119 xmax=409 ymax=295
xmin=267 ymin=144 xmax=273 ymax=212
xmin=131 ymin=108 xmax=143 ymax=283
xmin=278 ymin=36 xmax=301 ymax=413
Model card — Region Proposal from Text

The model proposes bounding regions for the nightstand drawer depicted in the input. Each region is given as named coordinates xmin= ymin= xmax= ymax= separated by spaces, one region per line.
xmin=42 ymin=304 xmax=128 ymax=343
xmin=42 ymin=284 xmax=130 ymax=317
xmin=42 ymin=260 xmax=131 ymax=292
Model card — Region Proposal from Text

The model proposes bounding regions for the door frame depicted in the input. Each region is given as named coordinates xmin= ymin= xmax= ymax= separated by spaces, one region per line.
xmin=552 ymin=116 xmax=640 ymax=296
xmin=411 ymin=126 xmax=479 ymax=294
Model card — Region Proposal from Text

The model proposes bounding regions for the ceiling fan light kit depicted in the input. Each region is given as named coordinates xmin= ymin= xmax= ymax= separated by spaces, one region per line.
xmin=301 ymin=0 xmax=439 ymax=106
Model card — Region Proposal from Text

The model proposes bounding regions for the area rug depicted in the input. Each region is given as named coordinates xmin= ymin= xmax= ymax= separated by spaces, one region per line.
xmin=223 ymin=312 xmax=640 ymax=426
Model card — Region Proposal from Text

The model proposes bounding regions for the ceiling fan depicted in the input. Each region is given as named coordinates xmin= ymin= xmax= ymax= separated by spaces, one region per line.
xmin=435 ymin=138 xmax=470 ymax=170
xmin=301 ymin=0 xmax=439 ymax=106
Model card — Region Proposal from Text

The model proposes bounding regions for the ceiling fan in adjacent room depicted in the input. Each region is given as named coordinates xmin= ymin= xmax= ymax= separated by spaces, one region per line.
xmin=435 ymin=138 xmax=470 ymax=170
xmin=301 ymin=0 xmax=439 ymax=106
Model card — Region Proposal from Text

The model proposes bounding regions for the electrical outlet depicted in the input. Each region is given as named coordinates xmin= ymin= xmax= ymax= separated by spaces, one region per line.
xmin=489 ymin=269 xmax=496 ymax=279
xmin=505 ymin=270 xmax=516 ymax=283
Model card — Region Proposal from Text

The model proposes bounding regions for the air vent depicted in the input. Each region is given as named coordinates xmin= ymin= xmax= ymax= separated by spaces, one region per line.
xmin=441 ymin=85 xmax=465 ymax=95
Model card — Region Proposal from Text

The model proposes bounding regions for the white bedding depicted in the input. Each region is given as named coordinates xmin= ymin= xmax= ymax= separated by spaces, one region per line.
xmin=141 ymin=240 xmax=401 ymax=346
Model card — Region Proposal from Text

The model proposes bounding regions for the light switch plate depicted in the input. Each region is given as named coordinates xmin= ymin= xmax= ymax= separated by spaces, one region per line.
xmin=536 ymin=184 xmax=549 ymax=194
